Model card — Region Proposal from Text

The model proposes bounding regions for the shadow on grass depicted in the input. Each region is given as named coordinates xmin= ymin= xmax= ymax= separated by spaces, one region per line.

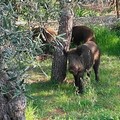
xmin=26 ymin=79 xmax=75 ymax=99
xmin=27 ymin=80 xmax=58 ymax=92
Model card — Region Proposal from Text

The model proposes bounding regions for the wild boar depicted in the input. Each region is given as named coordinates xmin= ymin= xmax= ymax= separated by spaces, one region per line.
xmin=71 ymin=26 xmax=95 ymax=46
xmin=66 ymin=41 xmax=100 ymax=94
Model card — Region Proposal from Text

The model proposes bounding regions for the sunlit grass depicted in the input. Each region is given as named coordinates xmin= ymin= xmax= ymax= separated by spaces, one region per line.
xmin=26 ymin=102 xmax=37 ymax=120
xmin=26 ymin=26 xmax=120 ymax=120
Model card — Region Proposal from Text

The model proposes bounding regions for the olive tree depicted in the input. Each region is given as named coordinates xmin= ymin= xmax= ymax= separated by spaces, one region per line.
xmin=0 ymin=1 xmax=43 ymax=119
xmin=51 ymin=0 xmax=74 ymax=82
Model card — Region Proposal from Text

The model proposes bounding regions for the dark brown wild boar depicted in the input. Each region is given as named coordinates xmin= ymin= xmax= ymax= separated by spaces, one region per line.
xmin=65 ymin=41 xmax=100 ymax=94
xmin=71 ymin=26 xmax=96 ymax=46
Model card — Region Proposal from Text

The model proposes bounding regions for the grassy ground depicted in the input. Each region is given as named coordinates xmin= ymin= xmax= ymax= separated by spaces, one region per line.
xmin=25 ymin=26 xmax=120 ymax=120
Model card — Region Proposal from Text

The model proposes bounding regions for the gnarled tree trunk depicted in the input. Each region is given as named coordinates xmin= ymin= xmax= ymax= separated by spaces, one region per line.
xmin=116 ymin=0 xmax=119 ymax=18
xmin=51 ymin=1 xmax=74 ymax=82
xmin=0 ymin=47 xmax=26 ymax=120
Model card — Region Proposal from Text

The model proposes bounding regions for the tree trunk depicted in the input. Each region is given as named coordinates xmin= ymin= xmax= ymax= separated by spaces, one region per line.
xmin=0 ymin=48 xmax=26 ymax=120
xmin=116 ymin=0 xmax=119 ymax=18
xmin=51 ymin=1 xmax=74 ymax=82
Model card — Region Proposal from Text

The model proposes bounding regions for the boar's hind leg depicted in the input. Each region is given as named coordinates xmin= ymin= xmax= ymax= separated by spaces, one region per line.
xmin=93 ymin=59 xmax=100 ymax=82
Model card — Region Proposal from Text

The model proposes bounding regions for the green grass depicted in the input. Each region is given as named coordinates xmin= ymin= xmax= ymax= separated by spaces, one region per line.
xmin=93 ymin=26 xmax=120 ymax=56
xmin=25 ymin=26 xmax=120 ymax=120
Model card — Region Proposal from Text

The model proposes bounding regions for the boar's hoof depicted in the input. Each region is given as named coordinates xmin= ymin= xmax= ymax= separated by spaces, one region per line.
xmin=75 ymin=88 xmax=84 ymax=95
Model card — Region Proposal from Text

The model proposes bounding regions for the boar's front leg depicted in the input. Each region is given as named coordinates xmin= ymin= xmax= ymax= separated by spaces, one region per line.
xmin=74 ymin=75 xmax=79 ymax=88
xmin=86 ymin=70 xmax=91 ymax=80
xmin=74 ymin=73 xmax=84 ymax=94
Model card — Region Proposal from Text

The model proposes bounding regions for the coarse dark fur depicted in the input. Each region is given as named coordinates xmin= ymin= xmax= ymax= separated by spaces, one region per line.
xmin=71 ymin=26 xmax=95 ymax=46
xmin=66 ymin=41 xmax=100 ymax=94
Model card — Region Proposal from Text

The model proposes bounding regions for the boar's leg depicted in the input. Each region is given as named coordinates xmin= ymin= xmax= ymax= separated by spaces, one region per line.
xmin=74 ymin=74 xmax=84 ymax=94
xmin=78 ymin=77 xmax=84 ymax=94
xmin=74 ymin=75 xmax=79 ymax=88
xmin=93 ymin=59 xmax=100 ymax=82
xmin=86 ymin=70 xmax=91 ymax=79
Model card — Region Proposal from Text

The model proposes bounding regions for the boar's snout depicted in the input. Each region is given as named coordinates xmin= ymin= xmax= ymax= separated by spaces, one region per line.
xmin=68 ymin=65 xmax=78 ymax=75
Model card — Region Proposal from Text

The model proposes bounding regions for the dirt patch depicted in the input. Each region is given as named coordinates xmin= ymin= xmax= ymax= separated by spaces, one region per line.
xmin=64 ymin=79 xmax=74 ymax=85
xmin=48 ymin=108 xmax=66 ymax=117
xmin=25 ymin=74 xmax=48 ymax=84
xmin=41 ymin=108 xmax=65 ymax=120
xmin=36 ymin=54 xmax=52 ymax=62
xmin=53 ymin=108 xmax=65 ymax=115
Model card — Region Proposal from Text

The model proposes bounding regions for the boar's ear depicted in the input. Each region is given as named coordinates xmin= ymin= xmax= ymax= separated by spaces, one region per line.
xmin=76 ymin=46 xmax=82 ymax=56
